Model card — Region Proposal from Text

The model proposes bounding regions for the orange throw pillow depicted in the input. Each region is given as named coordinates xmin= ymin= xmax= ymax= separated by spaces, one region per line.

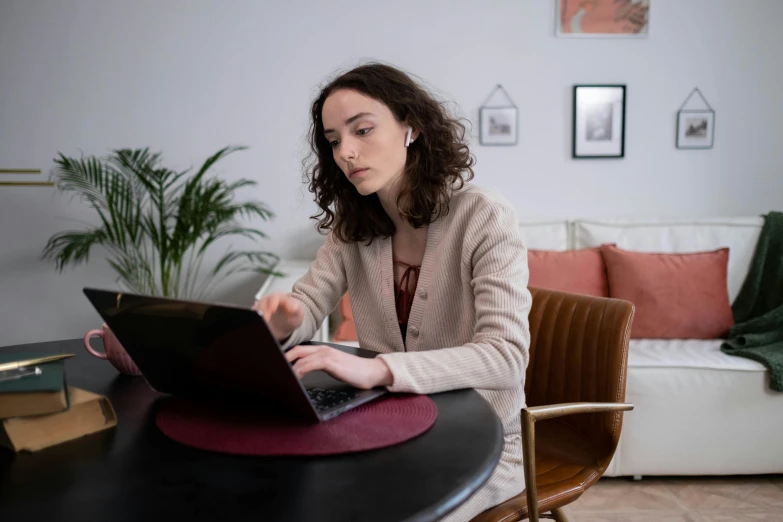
xmin=600 ymin=244 xmax=735 ymax=339
xmin=528 ymin=247 xmax=609 ymax=297
xmin=333 ymin=293 xmax=358 ymax=341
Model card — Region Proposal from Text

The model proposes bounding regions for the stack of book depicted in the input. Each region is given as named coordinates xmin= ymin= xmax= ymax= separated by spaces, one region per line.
xmin=0 ymin=353 xmax=117 ymax=452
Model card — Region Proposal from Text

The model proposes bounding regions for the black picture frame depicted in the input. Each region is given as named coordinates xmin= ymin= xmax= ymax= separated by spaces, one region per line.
xmin=572 ymin=84 xmax=626 ymax=159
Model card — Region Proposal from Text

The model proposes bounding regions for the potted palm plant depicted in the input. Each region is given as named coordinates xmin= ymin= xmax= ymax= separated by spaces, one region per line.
xmin=43 ymin=146 xmax=280 ymax=374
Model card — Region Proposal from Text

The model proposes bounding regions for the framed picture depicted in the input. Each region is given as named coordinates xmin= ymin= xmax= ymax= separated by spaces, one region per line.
xmin=675 ymin=89 xmax=715 ymax=150
xmin=479 ymin=106 xmax=518 ymax=146
xmin=478 ymin=85 xmax=518 ymax=146
xmin=556 ymin=0 xmax=650 ymax=37
xmin=572 ymin=84 xmax=626 ymax=159
xmin=676 ymin=110 xmax=714 ymax=149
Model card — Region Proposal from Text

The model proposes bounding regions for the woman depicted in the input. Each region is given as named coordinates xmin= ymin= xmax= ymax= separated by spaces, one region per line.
xmin=254 ymin=62 xmax=531 ymax=522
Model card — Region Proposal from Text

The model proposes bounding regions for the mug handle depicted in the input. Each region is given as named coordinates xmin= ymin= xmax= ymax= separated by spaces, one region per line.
xmin=84 ymin=329 xmax=108 ymax=359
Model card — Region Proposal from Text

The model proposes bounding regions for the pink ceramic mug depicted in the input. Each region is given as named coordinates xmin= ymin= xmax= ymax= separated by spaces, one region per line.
xmin=83 ymin=324 xmax=142 ymax=376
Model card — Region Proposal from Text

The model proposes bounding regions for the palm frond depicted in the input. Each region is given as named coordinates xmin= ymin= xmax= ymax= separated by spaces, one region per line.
xmin=234 ymin=201 xmax=274 ymax=221
xmin=196 ymin=226 xmax=268 ymax=256
xmin=52 ymin=153 xmax=111 ymax=209
xmin=108 ymin=251 xmax=158 ymax=296
xmin=192 ymin=146 xmax=248 ymax=185
xmin=106 ymin=148 xmax=161 ymax=201
xmin=211 ymin=250 xmax=279 ymax=277
xmin=195 ymin=249 xmax=280 ymax=298
xmin=41 ymin=229 xmax=108 ymax=272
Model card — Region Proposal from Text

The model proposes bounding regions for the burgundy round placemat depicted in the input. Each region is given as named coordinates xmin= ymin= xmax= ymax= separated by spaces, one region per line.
xmin=155 ymin=394 xmax=438 ymax=456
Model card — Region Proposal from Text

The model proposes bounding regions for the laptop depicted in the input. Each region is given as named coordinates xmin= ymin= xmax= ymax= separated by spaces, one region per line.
xmin=82 ymin=288 xmax=387 ymax=423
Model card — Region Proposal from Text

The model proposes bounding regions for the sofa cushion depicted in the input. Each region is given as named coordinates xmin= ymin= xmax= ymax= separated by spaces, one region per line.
xmin=528 ymin=247 xmax=608 ymax=297
xmin=611 ymin=338 xmax=781 ymax=478
xmin=573 ymin=217 xmax=764 ymax=304
xmin=629 ymin=339 xmax=765 ymax=372
xmin=601 ymin=244 xmax=735 ymax=339
xmin=518 ymin=221 xmax=570 ymax=251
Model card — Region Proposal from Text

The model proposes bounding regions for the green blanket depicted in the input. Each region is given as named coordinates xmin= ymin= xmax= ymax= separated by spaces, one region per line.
xmin=720 ymin=211 xmax=783 ymax=392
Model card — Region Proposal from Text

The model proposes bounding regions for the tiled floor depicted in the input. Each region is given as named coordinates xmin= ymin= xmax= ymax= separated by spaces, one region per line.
xmin=560 ymin=475 xmax=783 ymax=521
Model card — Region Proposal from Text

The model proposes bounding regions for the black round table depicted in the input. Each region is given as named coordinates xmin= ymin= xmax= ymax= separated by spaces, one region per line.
xmin=0 ymin=339 xmax=503 ymax=522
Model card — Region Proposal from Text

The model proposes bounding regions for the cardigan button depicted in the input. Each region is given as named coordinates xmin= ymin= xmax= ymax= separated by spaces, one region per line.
xmin=408 ymin=326 xmax=419 ymax=336
xmin=418 ymin=290 xmax=427 ymax=300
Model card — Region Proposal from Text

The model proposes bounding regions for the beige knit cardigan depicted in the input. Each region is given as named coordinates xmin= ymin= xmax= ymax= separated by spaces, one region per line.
xmin=282 ymin=183 xmax=532 ymax=521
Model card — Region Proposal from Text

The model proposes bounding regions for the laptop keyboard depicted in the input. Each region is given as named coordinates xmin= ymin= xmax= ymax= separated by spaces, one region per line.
xmin=307 ymin=387 xmax=361 ymax=412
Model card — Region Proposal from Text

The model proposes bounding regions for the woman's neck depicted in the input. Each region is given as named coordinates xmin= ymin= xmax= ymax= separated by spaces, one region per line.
xmin=377 ymin=177 xmax=428 ymax=242
xmin=377 ymin=181 xmax=406 ymax=231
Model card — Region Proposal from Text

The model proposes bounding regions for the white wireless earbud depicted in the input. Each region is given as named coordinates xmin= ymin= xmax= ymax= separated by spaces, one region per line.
xmin=405 ymin=126 xmax=413 ymax=147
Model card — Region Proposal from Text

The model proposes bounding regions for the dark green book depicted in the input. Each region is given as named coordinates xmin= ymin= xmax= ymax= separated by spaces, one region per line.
xmin=0 ymin=353 xmax=69 ymax=418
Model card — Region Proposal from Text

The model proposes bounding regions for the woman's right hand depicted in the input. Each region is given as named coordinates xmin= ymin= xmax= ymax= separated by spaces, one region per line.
xmin=252 ymin=292 xmax=305 ymax=342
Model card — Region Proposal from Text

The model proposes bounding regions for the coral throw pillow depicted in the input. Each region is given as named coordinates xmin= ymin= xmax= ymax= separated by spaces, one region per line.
xmin=333 ymin=293 xmax=358 ymax=341
xmin=600 ymin=244 xmax=735 ymax=339
xmin=528 ymin=247 xmax=609 ymax=297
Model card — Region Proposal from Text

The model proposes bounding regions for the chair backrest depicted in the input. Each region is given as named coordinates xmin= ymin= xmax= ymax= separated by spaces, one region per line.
xmin=524 ymin=287 xmax=635 ymax=462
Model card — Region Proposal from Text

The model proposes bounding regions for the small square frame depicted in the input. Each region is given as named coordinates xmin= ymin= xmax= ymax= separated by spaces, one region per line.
xmin=479 ymin=106 xmax=518 ymax=146
xmin=676 ymin=109 xmax=715 ymax=149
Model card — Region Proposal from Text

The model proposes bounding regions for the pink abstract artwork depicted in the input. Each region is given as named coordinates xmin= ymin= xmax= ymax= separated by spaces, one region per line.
xmin=558 ymin=0 xmax=650 ymax=36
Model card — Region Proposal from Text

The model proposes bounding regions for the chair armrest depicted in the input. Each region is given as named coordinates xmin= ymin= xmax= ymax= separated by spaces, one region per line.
xmin=521 ymin=402 xmax=633 ymax=522
xmin=526 ymin=402 xmax=634 ymax=421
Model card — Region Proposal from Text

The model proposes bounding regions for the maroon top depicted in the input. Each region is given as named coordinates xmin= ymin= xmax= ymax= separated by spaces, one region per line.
xmin=393 ymin=259 xmax=421 ymax=343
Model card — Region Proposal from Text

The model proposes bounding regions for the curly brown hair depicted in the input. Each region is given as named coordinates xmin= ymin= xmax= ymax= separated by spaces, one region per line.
xmin=302 ymin=62 xmax=475 ymax=244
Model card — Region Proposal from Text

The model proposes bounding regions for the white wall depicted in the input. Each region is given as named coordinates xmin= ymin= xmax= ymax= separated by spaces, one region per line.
xmin=1 ymin=0 xmax=782 ymax=346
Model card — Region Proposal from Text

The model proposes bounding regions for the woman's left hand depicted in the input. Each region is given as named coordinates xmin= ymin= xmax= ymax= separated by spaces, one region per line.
xmin=285 ymin=345 xmax=394 ymax=390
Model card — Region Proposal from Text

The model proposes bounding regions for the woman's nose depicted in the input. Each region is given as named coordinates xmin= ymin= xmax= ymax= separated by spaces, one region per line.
xmin=338 ymin=138 xmax=357 ymax=162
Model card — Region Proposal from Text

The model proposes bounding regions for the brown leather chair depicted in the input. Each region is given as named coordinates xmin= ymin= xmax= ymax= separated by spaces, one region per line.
xmin=471 ymin=287 xmax=635 ymax=522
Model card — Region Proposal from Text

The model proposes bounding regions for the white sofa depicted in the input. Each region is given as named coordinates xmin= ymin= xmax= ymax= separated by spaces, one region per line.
xmin=257 ymin=217 xmax=783 ymax=477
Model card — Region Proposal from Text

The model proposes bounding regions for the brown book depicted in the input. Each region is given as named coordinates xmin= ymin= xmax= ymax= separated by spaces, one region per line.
xmin=0 ymin=387 xmax=117 ymax=452
xmin=0 ymin=388 xmax=69 ymax=419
